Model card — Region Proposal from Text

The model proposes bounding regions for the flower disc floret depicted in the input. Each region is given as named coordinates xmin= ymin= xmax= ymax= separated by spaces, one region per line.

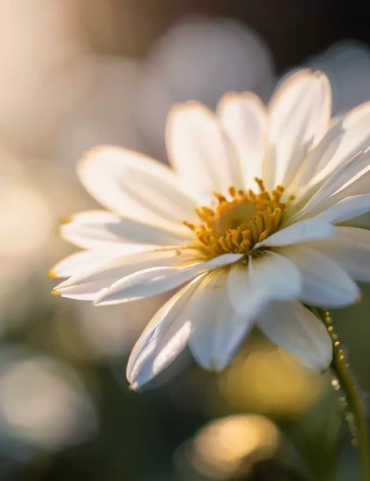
xmin=183 ymin=179 xmax=294 ymax=257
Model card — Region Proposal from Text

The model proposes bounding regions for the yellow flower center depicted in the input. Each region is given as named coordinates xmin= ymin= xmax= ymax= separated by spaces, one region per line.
xmin=184 ymin=179 xmax=294 ymax=257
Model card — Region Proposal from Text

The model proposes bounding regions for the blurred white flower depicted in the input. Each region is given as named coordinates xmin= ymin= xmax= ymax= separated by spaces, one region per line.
xmin=52 ymin=69 xmax=370 ymax=389
xmin=0 ymin=353 xmax=97 ymax=452
xmin=148 ymin=16 xmax=274 ymax=105
xmin=57 ymin=16 xmax=274 ymax=166
xmin=136 ymin=16 xmax=274 ymax=157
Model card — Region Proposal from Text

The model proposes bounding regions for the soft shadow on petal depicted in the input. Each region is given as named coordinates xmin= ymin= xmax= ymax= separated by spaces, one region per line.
xmin=308 ymin=227 xmax=370 ymax=282
xmin=257 ymin=300 xmax=333 ymax=371
xmin=324 ymin=101 xmax=370 ymax=174
xmin=287 ymin=121 xmax=344 ymax=194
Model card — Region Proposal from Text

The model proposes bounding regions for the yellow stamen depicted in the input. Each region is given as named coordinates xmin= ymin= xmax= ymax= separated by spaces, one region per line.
xmin=213 ymin=192 xmax=227 ymax=204
xmin=254 ymin=177 xmax=267 ymax=193
xmin=51 ymin=290 xmax=60 ymax=296
xmin=228 ymin=186 xmax=236 ymax=197
xmin=183 ymin=183 xmax=290 ymax=257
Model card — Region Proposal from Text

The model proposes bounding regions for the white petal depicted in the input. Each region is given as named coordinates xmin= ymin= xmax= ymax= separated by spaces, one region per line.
xmin=166 ymin=102 xmax=242 ymax=197
xmin=127 ymin=277 xmax=204 ymax=389
xmin=303 ymin=165 xmax=370 ymax=219
xmin=316 ymin=194 xmax=370 ymax=224
xmin=217 ymin=92 xmax=267 ymax=189
xmin=227 ymin=252 xmax=301 ymax=316
xmin=268 ymin=70 xmax=331 ymax=189
xmin=257 ymin=300 xmax=332 ymax=371
xmin=55 ymin=280 xmax=109 ymax=301
xmin=94 ymin=253 xmax=242 ymax=306
xmin=77 ymin=146 xmax=199 ymax=228
xmin=277 ymin=245 xmax=360 ymax=307
xmin=288 ymin=121 xmax=344 ymax=193
xmin=49 ymin=250 xmax=123 ymax=279
xmin=330 ymin=167 xmax=370 ymax=202
xmin=291 ymin=150 xmax=370 ymax=221
xmin=54 ymin=248 xmax=192 ymax=300
xmin=324 ymin=102 xmax=370 ymax=174
xmin=255 ymin=219 xmax=334 ymax=249
xmin=61 ymin=210 xmax=191 ymax=249
xmin=188 ymin=271 xmax=254 ymax=371
xmin=309 ymin=227 xmax=370 ymax=281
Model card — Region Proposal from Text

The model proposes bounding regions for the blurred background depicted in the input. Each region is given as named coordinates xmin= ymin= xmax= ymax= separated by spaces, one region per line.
xmin=2 ymin=1 xmax=370 ymax=479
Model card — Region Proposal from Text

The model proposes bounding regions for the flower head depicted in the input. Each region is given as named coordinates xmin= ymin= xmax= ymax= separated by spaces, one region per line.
xmin=51 ymin=69 xmax=370 ymax=389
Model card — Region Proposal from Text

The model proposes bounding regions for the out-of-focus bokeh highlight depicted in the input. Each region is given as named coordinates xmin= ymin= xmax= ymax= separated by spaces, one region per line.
xmin=217 ymin=338 xmax=325 ymax=417
xmin=180 ymin=415 xmax=281 ymax=479
xmin=1 ymin=1 xmax=370 ymax=479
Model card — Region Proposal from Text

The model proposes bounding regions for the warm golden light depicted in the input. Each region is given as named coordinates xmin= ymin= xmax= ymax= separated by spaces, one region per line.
xmin=218 ymin=338 xmax=324 ymax=416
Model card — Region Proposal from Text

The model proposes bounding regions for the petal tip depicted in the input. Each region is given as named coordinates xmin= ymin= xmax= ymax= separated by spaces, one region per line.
xmin=209 ymin=358 xmax=226 ymax=372
xmin=51 ymin=289 xmax=60 ymax=296
xmin=47 ymin=269 xmax=57 ymax=278
xmin=76 ymin=145 xmax=119 ymax=176
xmin=59 ymin=216 xmax=72 ymax=225
xmin=129 ymin=382 xmax=139 ymax=392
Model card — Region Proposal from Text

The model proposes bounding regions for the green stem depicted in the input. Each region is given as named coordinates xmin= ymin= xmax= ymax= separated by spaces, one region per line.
xmin=318 ymin=309 xmax=370 ymax=481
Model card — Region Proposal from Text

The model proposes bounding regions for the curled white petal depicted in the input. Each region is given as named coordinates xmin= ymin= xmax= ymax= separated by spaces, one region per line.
xmin=309 ymin=227 xmax=370 ymax=282
xmin=257 ymin=300 xmax=332 ymax=371
xmin=277 ymin=245 xmax=360 ymax=307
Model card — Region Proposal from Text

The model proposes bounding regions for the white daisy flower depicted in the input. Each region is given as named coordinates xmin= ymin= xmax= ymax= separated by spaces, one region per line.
xmin=51 ymin=69 xmax=370 ymax=389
